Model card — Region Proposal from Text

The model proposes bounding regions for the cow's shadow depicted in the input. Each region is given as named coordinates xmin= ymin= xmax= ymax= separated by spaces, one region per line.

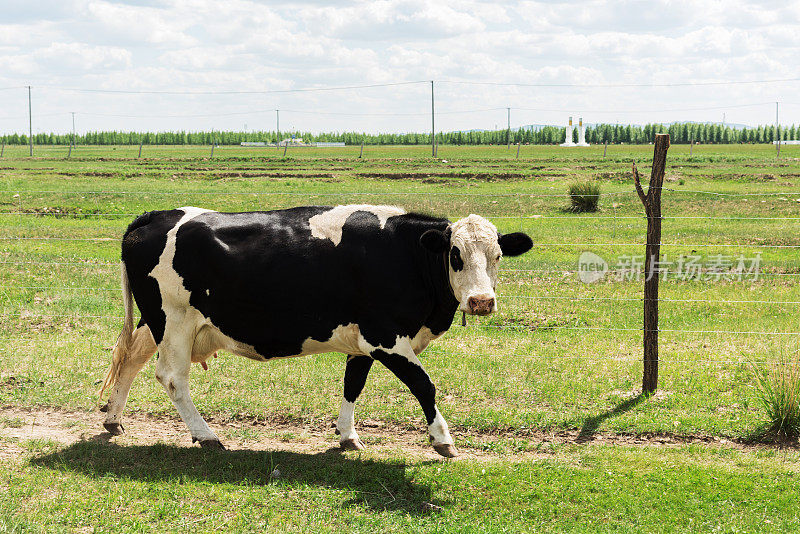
xmin=29 ymin=439 xmax=445 ymax=515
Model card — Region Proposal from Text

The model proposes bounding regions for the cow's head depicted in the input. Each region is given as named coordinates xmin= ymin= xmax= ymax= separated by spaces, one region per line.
xmin=420 ymin=214 xmax=533 ymax=315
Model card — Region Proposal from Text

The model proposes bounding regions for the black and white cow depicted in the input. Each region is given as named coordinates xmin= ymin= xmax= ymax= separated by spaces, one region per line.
xmin=99 ymin=205 xmax=532 ymax=457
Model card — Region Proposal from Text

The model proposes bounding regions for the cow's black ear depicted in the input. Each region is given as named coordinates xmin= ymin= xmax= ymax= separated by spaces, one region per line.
xmin=420 ymin=229 xmax=449 ymax=253
xmin=498 ymin=232 xmax=533 ymax=256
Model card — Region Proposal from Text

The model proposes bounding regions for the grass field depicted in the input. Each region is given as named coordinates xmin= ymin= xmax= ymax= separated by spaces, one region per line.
xmin=1 ymin=143 xmax=799 ymax=531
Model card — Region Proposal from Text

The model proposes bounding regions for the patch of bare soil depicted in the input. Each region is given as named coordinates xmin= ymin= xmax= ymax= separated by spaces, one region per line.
xmin=0 ymin=406 xmax=779 ymax=464
xmin=357 ymin=172 xmax=529 ymax=181
xmin=206 ymin=172 xmax=337 ymax=179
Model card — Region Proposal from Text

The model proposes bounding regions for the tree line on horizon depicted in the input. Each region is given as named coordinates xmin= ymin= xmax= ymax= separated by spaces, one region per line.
xmin=1 ymin=122 xmax=797 ymax=146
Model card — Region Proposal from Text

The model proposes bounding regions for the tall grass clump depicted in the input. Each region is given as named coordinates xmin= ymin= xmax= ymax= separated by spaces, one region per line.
xmin=750 ymin=350 xmax=800 ymax=443
xmin=567 ymin=180 xmax=601 ymax=212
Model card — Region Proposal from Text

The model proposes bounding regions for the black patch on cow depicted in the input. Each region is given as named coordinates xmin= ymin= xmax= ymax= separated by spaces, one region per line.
xmin=372 ymin=349 xmax=437 ymax=424
xmin=120 ymin=209 xmax=184 ymax=344
xmin=449 ymin=246 xmax=464 ymax=272
xmin=119 ymin=207 xmax=459 ymax=358
xmin=343 ymin=356 xmax=374 ymax=403
xmin=420 ymin=228 xmax=449 ymax=253
xmin=498 ymin=232 xmax=533 ymax=256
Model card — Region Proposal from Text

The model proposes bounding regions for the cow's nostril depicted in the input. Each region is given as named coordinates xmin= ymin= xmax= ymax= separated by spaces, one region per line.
xmin=468 ymin=296 xmax=495 ymax=315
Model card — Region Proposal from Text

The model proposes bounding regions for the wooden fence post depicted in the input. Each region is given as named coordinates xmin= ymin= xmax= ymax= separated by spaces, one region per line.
xmin=1 ymin=142 xmax=4 ymax=158
xmin=359 ymin=140 xmax=364 ymax=159
xmin=138 ymin=141 xmax=143 ymax=159
xmin=516 ymin=141 xmax=521 ymax=159
xmin=603 ymin=141 xmax=607 ymax=158
xmin=632 ymin=133 xmax=670 ymax=395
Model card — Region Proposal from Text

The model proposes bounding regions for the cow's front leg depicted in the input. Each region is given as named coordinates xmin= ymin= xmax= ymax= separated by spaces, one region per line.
xmin=337 ymin=355 xmax=374 ymax=450
xmin=155 ymin=320 xmax=222 ymax=449
xmin=371 ymin=347 xmax=457 ymax=458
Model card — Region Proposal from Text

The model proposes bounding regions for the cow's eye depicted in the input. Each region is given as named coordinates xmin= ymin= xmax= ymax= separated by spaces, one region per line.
xmin=496 ymin=254 xmax=502 ymax=261
xmin=449 ymin=247 xmax=464 ymax=271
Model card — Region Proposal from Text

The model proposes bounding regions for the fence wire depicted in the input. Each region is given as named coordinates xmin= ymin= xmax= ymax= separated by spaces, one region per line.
xmin=1 ymin=181 xmax=798 ymax=370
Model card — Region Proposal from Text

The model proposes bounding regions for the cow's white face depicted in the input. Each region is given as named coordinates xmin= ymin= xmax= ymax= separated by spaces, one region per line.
xmin=420 ymin=214 xmax=533 ymax=316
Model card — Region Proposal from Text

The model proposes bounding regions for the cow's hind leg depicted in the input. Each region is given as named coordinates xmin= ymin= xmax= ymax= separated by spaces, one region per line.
xmin=155 ymin=321 xmax=222 ymax=448
xmin=102 ymin=325 xmax=158 ymax=434
xmin=337 ymin=355 xmax=374 ymax=451
xmin=372 ymin=346 xmax=457 ymax=458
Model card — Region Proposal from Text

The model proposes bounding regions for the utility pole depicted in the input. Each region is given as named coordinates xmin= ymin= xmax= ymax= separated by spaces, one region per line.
xmin=430 ymin=80 xmax=435 ymax=158
xmin=507 ymin=107 xmax=511 ymax=148
xmin=776 ymin=101 xmax=780 ymax=158
xmin=28 ymin=86 xmax=33 ymax=157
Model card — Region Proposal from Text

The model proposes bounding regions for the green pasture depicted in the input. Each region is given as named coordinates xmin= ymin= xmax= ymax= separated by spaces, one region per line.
xmin=4 ymin=441 xmax=800 ymax=532
xmin=1 ymin=143 xmax=799 ymax=531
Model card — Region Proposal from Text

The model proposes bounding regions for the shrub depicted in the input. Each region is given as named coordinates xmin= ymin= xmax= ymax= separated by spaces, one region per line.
xmin=750 ymin=350 xmax=800 ymax=443
xmin=568 ymin=181 xmax=601 ymax=212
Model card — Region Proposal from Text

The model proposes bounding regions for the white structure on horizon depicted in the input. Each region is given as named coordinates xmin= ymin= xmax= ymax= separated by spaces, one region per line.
xmin=561 ymin=116 xmax=590 ymax=147
xmin=560 ymin=116 xmax=576 ymax=147
xmin=576 ymin=117 xmax=590 ymax=146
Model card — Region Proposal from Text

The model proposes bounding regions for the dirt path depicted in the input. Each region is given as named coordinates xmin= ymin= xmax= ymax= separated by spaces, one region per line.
xmin=0 ymin=405 xmax=769 ymax=462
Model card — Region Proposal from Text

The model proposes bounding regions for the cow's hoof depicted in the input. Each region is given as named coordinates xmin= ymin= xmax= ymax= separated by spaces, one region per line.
xmin=433 ymin=443 xmax=459 ymax=458
xmin=199 ymin=439 xmax=226 ymax=450
xmin=103 ymin=422 xmax=124 ymax=435
xmin=340 ymin=438 xmax=365 ymax=451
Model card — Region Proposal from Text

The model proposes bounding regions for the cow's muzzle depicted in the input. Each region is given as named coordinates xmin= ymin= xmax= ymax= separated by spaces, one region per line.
xmin=467 ymin=295 xmax=495 ymax=316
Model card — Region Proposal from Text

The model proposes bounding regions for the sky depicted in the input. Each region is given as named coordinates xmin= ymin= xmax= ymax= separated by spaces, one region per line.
xmin=1 ymin=0 xmax=799 ymax=135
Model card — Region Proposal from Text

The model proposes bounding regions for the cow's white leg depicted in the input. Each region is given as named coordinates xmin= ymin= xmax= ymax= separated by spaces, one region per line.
xmin=102 ymin=325 xmax=158 ymax=433
xmin=371 ymin=343 xmax=457 ymax=458
xmin=155 ymin=318 xmax=221 ymax=448
xmin=337 ymin=355 xmax=373 ymax=450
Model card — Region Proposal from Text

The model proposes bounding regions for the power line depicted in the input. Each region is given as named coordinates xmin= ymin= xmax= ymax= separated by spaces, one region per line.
xmin=440 ymin=78 xmax=800 ymax=88
xmin=8 ymin=103 xmax=788 ymax=121
xmin=514 ymin=102 xmax=773 ymax=114
xmin=28 ymin=78 xmax=800 ymax=96
xmin=36 ymin=81 xmax=430 ymax=95
xmin=0 ymin=111 xmax=70 ymax=120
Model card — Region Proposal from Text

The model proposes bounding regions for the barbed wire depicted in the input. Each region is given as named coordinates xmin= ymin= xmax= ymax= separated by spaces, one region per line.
xmin=470 ymin=324 xmax=800 ymax=335
xmin=0 ymin=189 xmax=642 ymax=198
xmin=422 ymin=349 xmax=799 ymax=366
xmin=501 ymin=295 xmax=800 ymax=305
xmin=5 ymin=236 xmax=797 ymax=249
xmin=2 ymin=261 xmax=799 ymax=277
xmin=1 ymin=311 xmax=795 ymax=366
xmin=2 ymin=211 xmax=800 ymax=221
xmin=3 ymin=188 xmax=800 ymax=198
xmin=3 ymin=284 xmax=798 ymax=305
xmin=1 ymin=311 xmax=797 ymax=337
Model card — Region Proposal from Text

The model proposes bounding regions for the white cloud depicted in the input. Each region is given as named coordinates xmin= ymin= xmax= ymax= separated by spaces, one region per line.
xmin=0 ymin=0 xmax=798 ymax=134
xmin=35 ymin=42 xmax=133 ymax=71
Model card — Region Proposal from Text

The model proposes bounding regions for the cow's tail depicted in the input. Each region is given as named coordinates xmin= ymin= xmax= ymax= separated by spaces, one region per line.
xmin=99 ymin=262 xmax=134 ymax=402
